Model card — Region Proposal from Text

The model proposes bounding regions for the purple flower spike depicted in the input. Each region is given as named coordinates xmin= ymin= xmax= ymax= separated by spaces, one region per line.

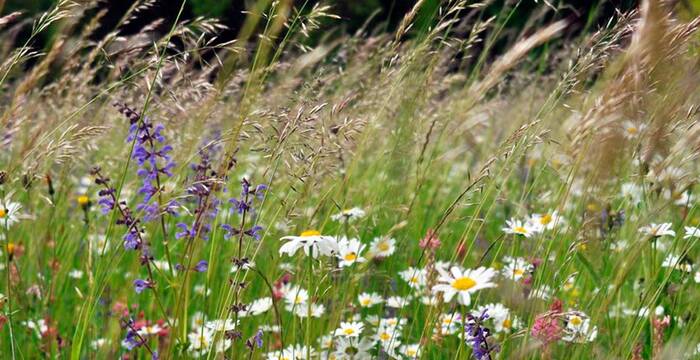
xmin=194 ymin=260 xmax=208 ymax=273
xmin=133 ymin=279 xmax=153 ymax=294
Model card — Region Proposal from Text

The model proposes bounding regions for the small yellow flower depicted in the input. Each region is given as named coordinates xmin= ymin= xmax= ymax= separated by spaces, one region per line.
xmin=0 ymin=208 xmax=5 ymax=218
xmin=6 ymin=242 xmax=15 ymax=256
xmin=77 ymin=195 xmax=89 ymax=206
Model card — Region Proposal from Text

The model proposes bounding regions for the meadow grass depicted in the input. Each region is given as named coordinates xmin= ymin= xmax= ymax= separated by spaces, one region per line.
xmin=0 ymin=0 xmax=700 ymax=359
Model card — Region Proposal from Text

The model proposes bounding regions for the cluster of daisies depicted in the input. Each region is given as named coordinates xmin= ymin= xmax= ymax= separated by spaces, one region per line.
xmin=502 ymin=211 xmax=565 ymax=238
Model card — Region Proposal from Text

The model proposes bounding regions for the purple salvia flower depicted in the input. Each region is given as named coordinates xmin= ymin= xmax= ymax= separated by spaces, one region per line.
xmin=254 ymin=329 xmax=264 ymax=348
xmin=114 ymin=102 xmax=175 ymax=225
xmin=133 ymin=279 xmax=153 ymax=294
xmin=194 ymin=260 xmax=208 ymax=272
xmin=465 ymin=310 xmax=499 ymax=360
xmin=124 ymin=230 xmax=141 ymax=250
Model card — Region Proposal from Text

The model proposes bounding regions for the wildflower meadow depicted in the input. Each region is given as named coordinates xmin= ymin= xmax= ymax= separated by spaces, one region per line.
xmin=1 ymin=0 xmax=700 ymax=358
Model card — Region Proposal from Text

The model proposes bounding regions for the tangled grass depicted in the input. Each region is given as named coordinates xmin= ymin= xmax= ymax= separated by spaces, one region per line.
xmin=1 ymin=0 xmax=700 ymax=359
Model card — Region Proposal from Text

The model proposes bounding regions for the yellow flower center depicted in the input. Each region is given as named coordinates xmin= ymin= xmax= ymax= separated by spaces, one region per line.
xmin=379 ymin=332 xmax=391 ymax=341
xmin=6 ymin=242 xmax=15 ymax=255
xmin=344 ymin=252 xmax=357 ymax=261
xmin=407 ymin=349 xmax=417 ymax=356
xmin=300 ymin=230 xmax=321 ymax=237
xmin=627 ymin=126 xmax=638 ymax=134
xmin=514 ymin=226 xmax=527 ymax=234
xmin=360 ymin=298 xmax=370 ymax=306
xmin=540 ymin=214 xmax=552 ymax=225
xmin=570 ymin=315 xmax=582 ymax=326
xmin=294 ymin=296 xmax=304 ymax=304
xmin=452 ymin=277 xmax=477 ymax=291
xmin=343 ymin=328 xmax=355 ymax=335
xmin=514 ymin=269 xmax=525 ymax=276
xmin=378 ymin=242 xmax=390 ymax=251
xmin=410 ymin=276 xmax=418 ymax=283
xmin=502 ymin=318 xmax=512 ymax=329
xmin=77 ymin=195 xmax=89 ymax=206
xmin=0 ymin=209 xmax=5 ymax=218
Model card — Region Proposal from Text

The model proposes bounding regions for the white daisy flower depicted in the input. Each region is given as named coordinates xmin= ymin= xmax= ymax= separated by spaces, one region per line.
xmin=279 ymin=230 xmax=339 ymax=258
xmin=621 ymin=120 xmax=645 ymax=139
xmin=684 ymin=226 xmax=700 ymax=239
xmin=137 ymin=324 xmax=163 ymax=336
xmin=398 ymin=267 xmax=427 ymax=289
xmin=90 ymin=338 xmax=109 ymax=350
xmin=501 ymin=256 xmax=532 ymax=281
xmin=368 ymin=236 xmax=396 ymax=258
xmin=661 ymin=254 xmax=693 ymax=273
xmin=663 ymin=190 xmax=694 ymax=207
xmin=357 ymin=292 xmax=383 ymax=308
xmin=475 ymin=303 xmax=519 ymax=333
xmin=191 ymin=311 xmax=207 ymax=328
xmin=231 ymin=260 xmax=255 ymax=273
xmin=205 ymin=319 xmax=238 ymax=332
xmin=638 ymin=223 xmax=675 ymax=237
xmin=386 ymin=295 xmax=412 ymax=309
xmin=0 ymin=194 xmax=22 ymax=229
xmin=330 ymin=207 xmax=366 ymax=223
xmin=436 ymin=313 xmax=462 ymax=335
xmin=293 ymin=303 xmax=325 ymax=318
xmin=432 ymin=266 xmax=496 ymax=305
xmin=334 ymin=322 xmax=364 ymax=337
xmin=621 ymin=182 xmax=643 ymax=204
xmin=502 ymin=218 xmax=536 ymax=237
xmin=378 ymin=317 xmax=406 ymax=329
xmin=562 ymin=312 xmax=597 ymax=343
xmin=373 ymin=323 xmax=401 ymax=349
xmin=420 ymin=295 xmax=439 ymax=306
xmin=399 ymin=344 xmax=421 ymax=359
xmin=283 ymin=286 xmax=309 ymax=310
xmin=335 ymin=237 xmax=367 ymax=267
xmin=528 ymin=211 xmax=565 ymax=232
xmin=528 ymin=285 xmax=552 ymax=300
xmin=240 ymin=297 xmax=273 ymax=317
xmin=332 ymin=337 xmax=374 ymax=359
